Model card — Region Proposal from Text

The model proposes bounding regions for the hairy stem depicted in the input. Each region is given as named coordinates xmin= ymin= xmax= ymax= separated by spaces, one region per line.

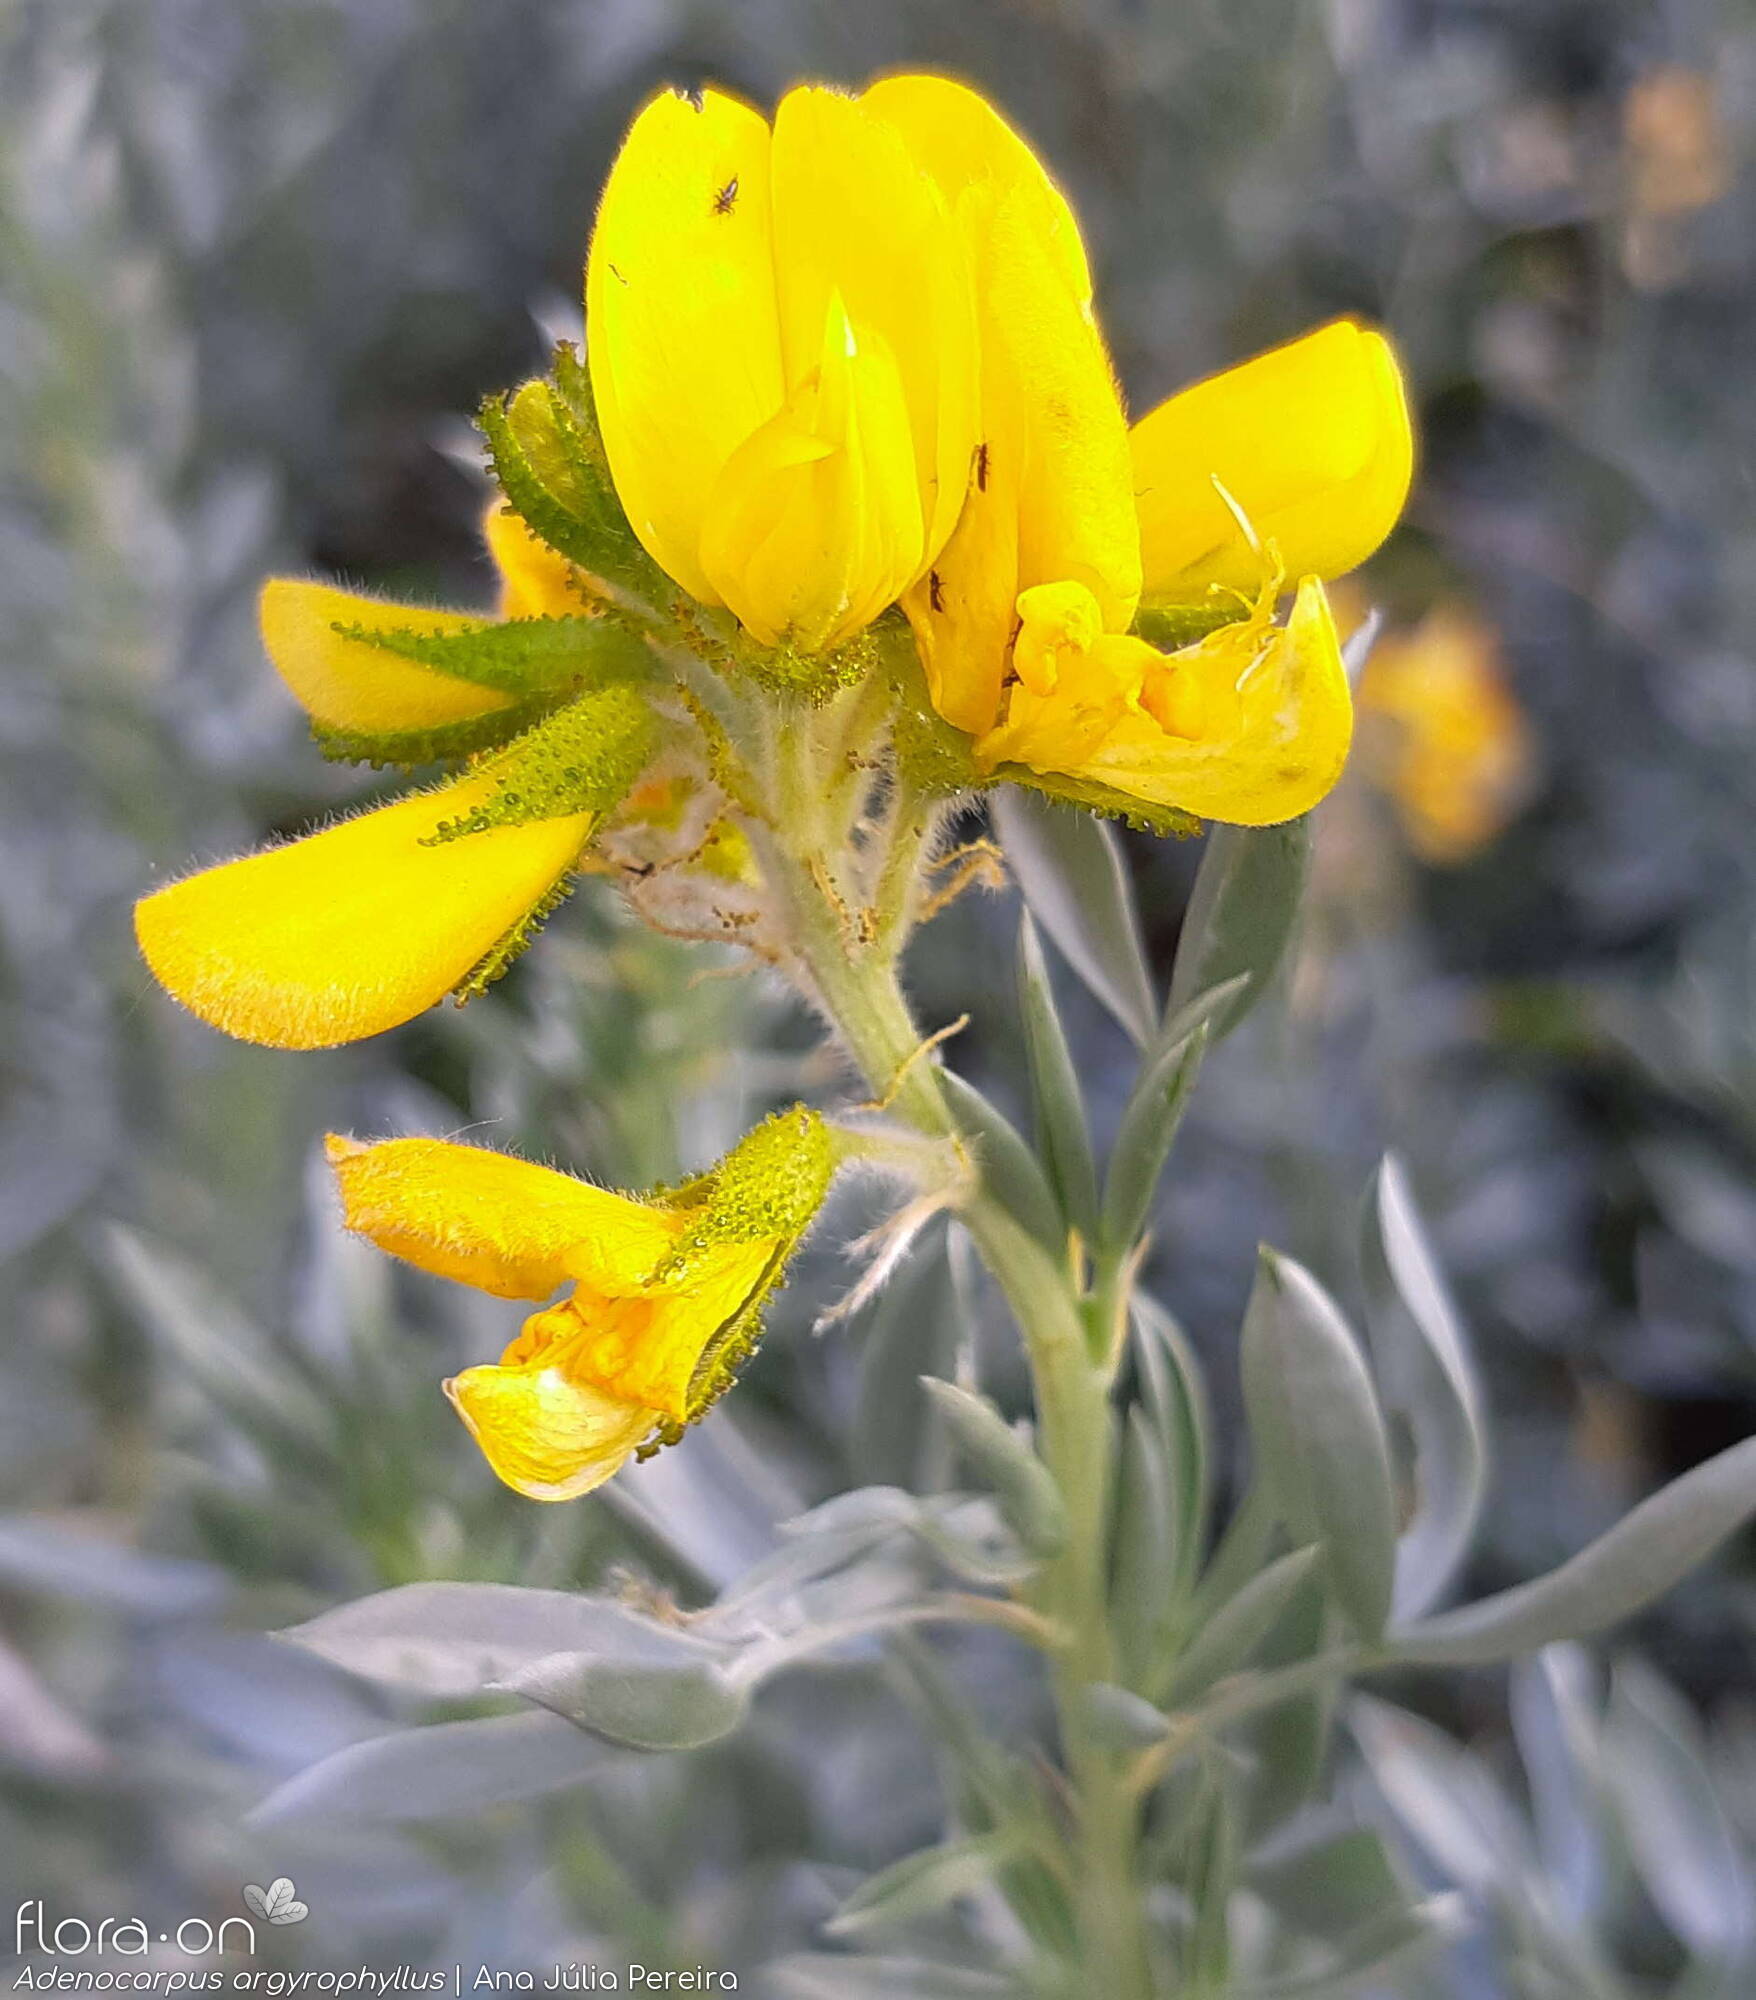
xmin=755 ymin=718 xmax=1153 ymax=1995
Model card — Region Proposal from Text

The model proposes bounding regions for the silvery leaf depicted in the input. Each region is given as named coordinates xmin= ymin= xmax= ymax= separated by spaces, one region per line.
xmin=1391 ymin=1435 xmax=1756 ymax=1665
xmin=990 ymin=788 xmax=1157 ymax=1047
xmin=1241 ymin=1250 xmax=1398 ymax=1643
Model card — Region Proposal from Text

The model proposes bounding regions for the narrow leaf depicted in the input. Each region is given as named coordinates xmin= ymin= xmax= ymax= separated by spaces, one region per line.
xmin=936 ymin=1069 xmax=1064 ymax=1253
xmin=920 ymin=1379 xmax=1068 ymax=1558
xmin=1165 ymin=1547 xmax=1321 ymax=1705
xmin=249 ymin=1712 xmax=608 ymax=1826
xmin=1351 ymin=1695 xmax=1531 ymax=1891
xmin=1086 ymin=1682 xmax=1171 ymax=1750
xmin=1109 ymin=1407 xmax=1178 ymax=1690
xmin=1186 ymin=1779 xmax=1241 ymax=1986
xmin=1510 ymin=1647 xmax=1607 ymax=1929
xmin=1233 ymin=1895 xmax=1464 ymax=1999
xmin=1241 ymin=1250 xmax=1398 ymax=1642
xmin=1391 ymin=1434 xmax=1756 ymax=1665
xmin=1363 ymin=1156 xmax=1488 ymax=1619
xmin=1132 ymin=1295 xmax=1213 ymax=1600
xmin=0 ymin=1519 xmax=225 ymax=1619
xmin=1098 ymin=977 xmax=1244 ymax=1256
xmin=497 ymin=1650 xmax=748 ymax=1752
xmin=854 ymin=1226 xmax=958 ymax=1491
xmin=281 ymin=1582 xmax=725 ymax=1696
xmin=825 ymin=1833 xmax=1018 ymax=1940
xmin=1602 ymin=1660 xmax=1754 ymax=1960
xmin=1248 ymin=1825 xmax=1412 ymax=1939
xmin=1016 ymin=915 xmax=1100 ymax=1239
xmin=989 ymin=789 xmax=1157 ymax=1047
xmin=771 ymin=1956 xmax=1013 ymax=1999
xmin=1100 ymin=1021 xmax=1208 ymax=1254
xmin=1166 ymin=818 xmax=1309 ymax=1041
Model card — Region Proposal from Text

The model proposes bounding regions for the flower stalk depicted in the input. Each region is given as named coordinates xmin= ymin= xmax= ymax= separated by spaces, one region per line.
xmin=749 ymin=689 xmax=1159 ymax=1993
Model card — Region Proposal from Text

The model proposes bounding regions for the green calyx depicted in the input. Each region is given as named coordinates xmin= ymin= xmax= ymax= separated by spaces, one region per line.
xmin=423 ymin=681 xmax=659 ymax=845
xmin=450 ymin=872 xmax=578 ymax=1005
xmin=875 ymin=622 xmax=986 ymax=796
xmin=311 ymin=700 xmax=550 ymax=771
xmin=479 ymin=347 xmax=672 ymax=610
xmin=997 ymin=767 xmax=1203 ymax=839
xmin=656 ymin=1103 xmax=838 ymax=1263
xmin=334 ymin=612 xmax=651 ymax=699
xmin=1132 ymin=600 xmax=1252 ymax=650
xmin=731 ymin=628 xmax=880 ymax=705
xmin=632 ymin=1105 xmax=840 ymax=1454
xmin=311 ymin=611 xmax=656 ymax=771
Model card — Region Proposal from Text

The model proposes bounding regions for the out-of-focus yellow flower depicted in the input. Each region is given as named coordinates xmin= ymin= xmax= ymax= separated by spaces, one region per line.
xmin=864 ymin=76 xmax=1413 ymax=827
xmin=586 ymin=83 xmax=980 ymax=651
xmin=327 ymin=1105 xmax=836 ymax=1500
xmin=1356 ymin=601 xmax=1536 ymax=863
xmin=135 ymin=506 xmax=652 ymax=1050
xmin=1622 ymin=66 xmax=1728 ymax=289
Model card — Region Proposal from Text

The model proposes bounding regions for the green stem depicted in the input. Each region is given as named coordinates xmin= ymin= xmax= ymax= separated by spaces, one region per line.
xmin=757 ymin=719 xmax=1152 ymax=1993
xmin=966 ymin=1203 xmax=1153 ymax=1999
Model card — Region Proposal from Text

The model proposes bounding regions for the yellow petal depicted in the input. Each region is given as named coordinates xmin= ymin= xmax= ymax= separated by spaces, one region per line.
xmin=976 ymin=584 xmax=1147 ymax=771
xmin=443 ymin=1233 xmax=775 ymax=1502
xmin=881 ymin=81 xmax=1138 ymax=734
xmin=562 ymin=1241 xmax=778 ymax=1418
xmin=699 ymin=290 xmax=924 ymax=649
xmin=134 ymin=775 xmax=595 ymax=1049
xmin=769 ymin=85 xmax=980 ymax=576
xmin=259 ymin=579 xmax=515 ymax=733
xmin=861 ymin=75 xmax=1091 ymax=310
xmin=445 ymin=1358 xmax=655 ymax=1502
xmin=325 ymin=1134 xmax=680 ymax=1301
xmin=1132 ymin=320 xmax=1414 ymax=600
xmin=483 ymin=501 xmax=583 ymax=620
xmin=996 ymin=576 xmax=1353 ymax=827
xmin=585 ymin=87 xmax=784 ymax=608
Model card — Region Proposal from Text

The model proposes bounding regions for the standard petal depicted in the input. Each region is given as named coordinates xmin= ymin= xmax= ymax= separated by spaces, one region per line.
xmin=585 ymin=87 xmax=785 ymax=607
xmin=861 ymin=74 xmax=1092 ymax=304
xmin=134 ymin=775 xmax=596 ymax=1049
xmin=259 ymin=580 xmax=515 ymax=733
xmin=1131 ymin=320 xmax=1414 ymax=600
xmin=325 ymin=1135 xmax=679 ymax=1301
xmin=483 ymin=501 xmax=584 ymax=620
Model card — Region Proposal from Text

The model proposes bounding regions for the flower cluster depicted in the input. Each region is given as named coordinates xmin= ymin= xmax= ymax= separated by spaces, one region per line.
xmin=133 ymin=73 xmax=1415 ymax=1499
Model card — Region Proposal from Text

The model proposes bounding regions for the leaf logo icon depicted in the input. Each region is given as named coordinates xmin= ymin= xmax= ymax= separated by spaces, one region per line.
xmin=242 ymin=1879 xmax=309 ymax=1925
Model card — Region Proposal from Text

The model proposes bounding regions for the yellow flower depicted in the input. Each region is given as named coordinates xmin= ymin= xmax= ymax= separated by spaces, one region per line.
xmin=866 ymin=76 xmax=1413 ymax=825
xmin=327 ymin=1105 xmax=836 ymax=1500
xmin=135 ymin=505 xmax=654 ymax=1050
xmin=1356 ymin=601 xmax=1536 ymax=863
xmin=585 ymin=82 xmax=980 ymax=651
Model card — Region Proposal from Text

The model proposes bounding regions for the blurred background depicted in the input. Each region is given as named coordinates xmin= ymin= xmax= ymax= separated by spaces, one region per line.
xmin=5 ymin=0 xmax=1756 ymax=1990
